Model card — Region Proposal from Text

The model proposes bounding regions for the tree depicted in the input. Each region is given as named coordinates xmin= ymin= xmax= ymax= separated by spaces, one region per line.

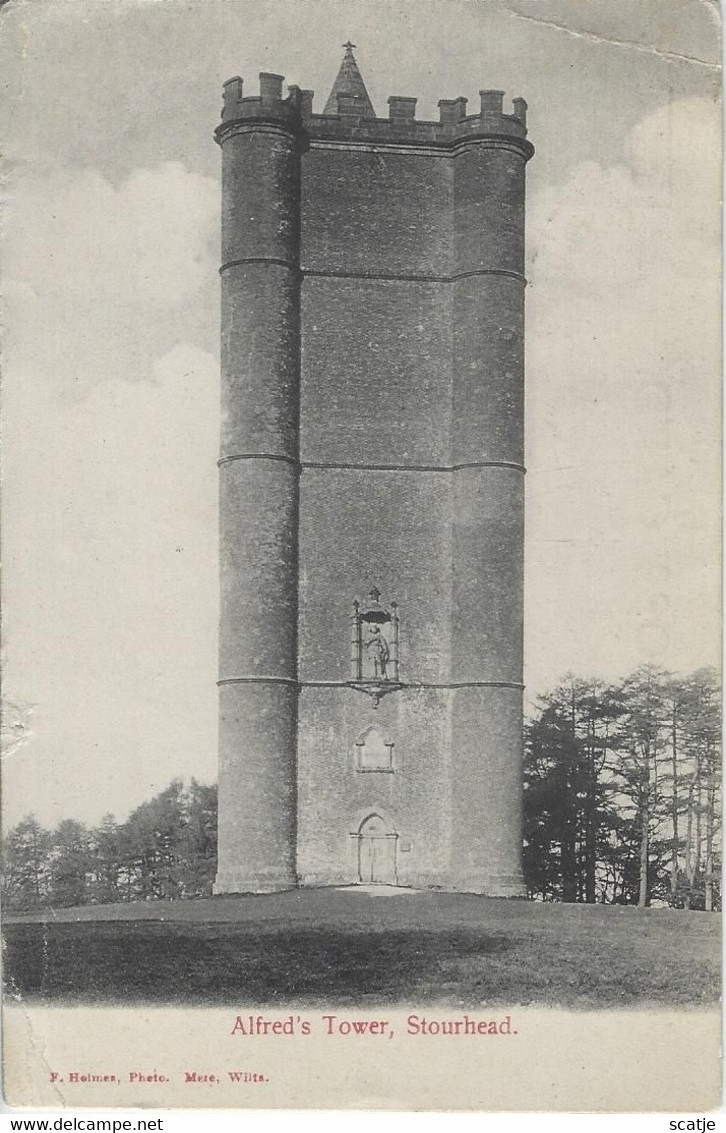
xmin=2 ymin=815 xmax=51 ymax=911
xmin=48 ymin=819 xmax=92 ymax=907
xmin=2 ymin=778 xmax=220 ymax=910
xmin=89 ymin=814 xmax=125 ymax=904
xmin=678 ymin=668 xmax=721 ymax=909
xmin=612 ymin=666 xmax=671 ymax=907
xmin=524 ymin=666 xmax=720 ymax=911
xmin=523 ymin=677 xmax=623 ymax=903
xmin=124 ymin=780 xmax=188 ymax=900
xmin=661 ymin=678 xmax=688 ymax=904
xmin=120 ymin=778 xmax=219 ymax=900
xmin=178 ymin=780 xmax=218 ymax=897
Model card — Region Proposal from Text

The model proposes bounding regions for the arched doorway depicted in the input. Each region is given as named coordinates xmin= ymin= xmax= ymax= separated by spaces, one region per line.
xmin=357 ymin=813 xmax=397 ymax=885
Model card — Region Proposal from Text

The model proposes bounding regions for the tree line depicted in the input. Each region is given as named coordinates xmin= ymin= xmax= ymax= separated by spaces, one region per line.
xmin=3 ymin=665 xmax=719 ymax=912
xmin=524 ymin=665 xmax=720 ymax=909
xmin=2 ymin=779 xmax=217 ymax=911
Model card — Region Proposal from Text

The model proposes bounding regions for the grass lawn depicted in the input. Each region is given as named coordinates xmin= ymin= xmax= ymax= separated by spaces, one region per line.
xmin=3 ymin=888 xmax=720 ymax=1009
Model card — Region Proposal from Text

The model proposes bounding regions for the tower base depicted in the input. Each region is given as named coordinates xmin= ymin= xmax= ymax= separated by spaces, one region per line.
xmin=213 ymin=873 xmax=526 ymax=897
xmin=213 ymin=867 xmax=297 ymax=896
xmin=449 ymin=872 xmax=526 ymax=898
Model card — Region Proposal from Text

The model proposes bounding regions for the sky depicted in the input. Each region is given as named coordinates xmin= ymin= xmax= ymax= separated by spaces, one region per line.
xmin=1 ymin=0 xmax=721 ymax=829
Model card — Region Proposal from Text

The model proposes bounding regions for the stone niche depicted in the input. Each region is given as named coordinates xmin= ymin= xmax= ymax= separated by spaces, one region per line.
xmin=348 ymin=587 xmax=402 ymax=708
xmin=354 ymin=726 xmax=394 ymax=773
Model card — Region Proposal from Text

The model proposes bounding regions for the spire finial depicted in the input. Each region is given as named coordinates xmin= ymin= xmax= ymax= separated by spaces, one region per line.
xmin=343 ymin=40 xmax=356 ymax=52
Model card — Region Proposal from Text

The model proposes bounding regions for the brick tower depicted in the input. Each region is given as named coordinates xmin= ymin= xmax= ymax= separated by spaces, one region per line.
xmin=214 ymin=45 xmax=534 ymax=896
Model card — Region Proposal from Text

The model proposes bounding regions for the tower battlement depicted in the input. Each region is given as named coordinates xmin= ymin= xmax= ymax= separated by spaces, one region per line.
xmin=218 ymin=70 xmax=531 ymax=155
xmin=218 ymin=73 xmax=305 ymax=138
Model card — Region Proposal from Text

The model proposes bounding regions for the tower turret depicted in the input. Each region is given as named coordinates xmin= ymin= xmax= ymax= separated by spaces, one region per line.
xmin=449 ymin=92 xmax=533 ymax=895
xmin=214 ymin=74 xmax=306 ymax=893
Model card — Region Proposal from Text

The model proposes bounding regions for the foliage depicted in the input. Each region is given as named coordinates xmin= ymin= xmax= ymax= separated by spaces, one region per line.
xmin=2 ymin=816 xmax=52 ymax=911
xmin=3 ymin=780 xmax=217 ymax=911
xmin=524 ymin=666 xmax=721 ymax=909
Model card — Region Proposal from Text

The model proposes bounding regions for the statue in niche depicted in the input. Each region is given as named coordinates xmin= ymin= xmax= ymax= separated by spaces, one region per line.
xmin=349 ymin=588 xmax=400 ymax=703
xmin=365 ymin=623 xmax=390 ymax=679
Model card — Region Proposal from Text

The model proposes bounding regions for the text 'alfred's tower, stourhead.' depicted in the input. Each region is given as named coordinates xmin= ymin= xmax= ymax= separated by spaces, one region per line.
xmin=214 ymin=45 xmax=534 ymax=896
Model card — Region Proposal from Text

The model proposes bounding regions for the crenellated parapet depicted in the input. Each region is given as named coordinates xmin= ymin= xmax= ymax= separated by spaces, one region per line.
xmin=306 ymin=88 xmax=530 ymax=153
xmin=216 ymin=72 xmax=532 ymax=158
xmin=216 ymin=72 xmax=307 ymax=144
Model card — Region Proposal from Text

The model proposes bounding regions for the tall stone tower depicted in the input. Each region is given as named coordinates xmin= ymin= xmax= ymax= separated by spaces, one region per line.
xmin=214 ymin=46 xmax=534 ymax=897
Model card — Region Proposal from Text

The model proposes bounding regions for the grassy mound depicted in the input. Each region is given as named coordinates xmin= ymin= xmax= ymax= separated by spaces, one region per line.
xmin=4 ymin=889 xmax=719 ymax=1009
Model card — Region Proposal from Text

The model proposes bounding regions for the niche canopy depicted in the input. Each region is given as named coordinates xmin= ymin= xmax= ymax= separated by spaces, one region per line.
xmin=359 ymin=586 xmax=390 ymax=624
xmin=348 ymin=588 xmax=402 ymax=708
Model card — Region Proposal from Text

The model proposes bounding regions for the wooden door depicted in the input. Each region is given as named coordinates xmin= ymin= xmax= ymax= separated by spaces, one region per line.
xmin=358 ymin=815 xmax=397 ymax=884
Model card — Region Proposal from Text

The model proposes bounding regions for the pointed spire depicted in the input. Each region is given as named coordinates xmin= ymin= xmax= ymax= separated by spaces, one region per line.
xmin=323 ymin=42 xmax=376 ymax=118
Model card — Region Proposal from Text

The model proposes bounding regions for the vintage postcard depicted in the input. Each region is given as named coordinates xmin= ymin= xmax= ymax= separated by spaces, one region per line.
xmin=1 ymin=0 xmax=721 ymax=1114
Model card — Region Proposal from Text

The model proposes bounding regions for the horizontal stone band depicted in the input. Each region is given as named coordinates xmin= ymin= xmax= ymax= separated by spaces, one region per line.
xmin=216 ymin=121 xmax=301 ymax=145
xmin=304 ymin=267 xmax=527 ymax=285
xmin=218 ymin=676 xmax=298 ymax=687
xmin=218 ymin=678 xmax=524 ymax=690
xmin=220 ymin=257 xmax=300 ymax=275
xmin=301 ymin=459 xmax=526 ymax=473
xmin=218 ymin=453 xmax=299 ymax=468
xmin=219 ymin=261 xmax=527 ymax=286
xmin=218 ymin=455 xmax=525 ymax=473
xmin=308 ymin=136 xmax=534 ymax=162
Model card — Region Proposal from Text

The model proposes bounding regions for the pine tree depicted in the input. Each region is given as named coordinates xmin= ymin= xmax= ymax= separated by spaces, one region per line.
xmin=90 ymin=814 xmax=124 ymax=904
xmin=48 ymin=819 xmax=92 ymax=907
xmin=523 ymin=677 xmax=623 ymax=902
xmin=124 ymin=780 xmax=187 ymax=900
xmin=178 ymin=780 xmax=218 ymax=897
xmin=2 ymin=815 xmax=51 ymax=911
xmin=610 ymin=666 xmax=670 ymax=908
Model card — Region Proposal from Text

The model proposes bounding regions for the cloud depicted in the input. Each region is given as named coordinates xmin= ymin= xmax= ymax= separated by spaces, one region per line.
xmin=524 ymin=96 xmax=720 ymax=691
xmin=2 ymin=159 xmax=222 ymax=820
xmin=4 ymin=161 xmax=220 ymax=396
xmin=7 ymin=161 xmax=218 ymax=307
xmin=2 ymin=344 xmax=220 ymax=828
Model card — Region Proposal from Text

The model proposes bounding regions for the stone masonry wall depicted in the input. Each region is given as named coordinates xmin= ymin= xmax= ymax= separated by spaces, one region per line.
xmin=296 ymin=145 xmax=454 ymax=885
